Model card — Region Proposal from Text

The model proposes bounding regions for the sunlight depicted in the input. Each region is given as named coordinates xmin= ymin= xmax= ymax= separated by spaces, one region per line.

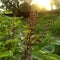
xmin=32 ymin=0 xmax=51 ymax=10
xmin=0 ymin=2 xmax=2 ymax=6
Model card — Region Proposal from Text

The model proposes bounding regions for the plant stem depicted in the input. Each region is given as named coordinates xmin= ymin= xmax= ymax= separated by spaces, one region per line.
xmin=24 ymin=46 xmax=31 ymax=60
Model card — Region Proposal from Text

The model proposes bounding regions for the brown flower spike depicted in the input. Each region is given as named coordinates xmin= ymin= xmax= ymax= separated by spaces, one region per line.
xmin=24 ymin=10 xmax=52 ymax=60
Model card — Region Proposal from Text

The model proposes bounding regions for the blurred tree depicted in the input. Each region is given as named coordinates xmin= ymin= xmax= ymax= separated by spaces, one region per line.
xmin=50 ymin=0 xmax=54 ymax=10
xmin=17 ymin=2 xmax=31 ymax=18
xmin=53 ymin=0 xmax=60 ymax=9
xmin=1 ymin=0 xmax=32 ymax=17
xmin=24 ymin=0 xmax=32 ymax=4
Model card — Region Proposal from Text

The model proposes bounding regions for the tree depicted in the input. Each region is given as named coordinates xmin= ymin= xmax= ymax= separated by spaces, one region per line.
xmin=1 ymin=0 xmax=32 ymax=17
xmin=50 ymin=0 xmax=54 ymax=10
xmin=16 ymin=2 xmax=31 ymax=17
xmin=53 ymin=0 xmax=60 ymax=9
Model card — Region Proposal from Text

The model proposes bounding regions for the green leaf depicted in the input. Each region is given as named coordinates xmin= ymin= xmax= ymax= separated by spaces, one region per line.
xmin=53 ymin=40 xmax=60 ymax=45
xmin=46 ymin=54 xmax=60 ymax=60
xmin=31 ymin=50 xmax=46 ymax=60
xmin=0 ymin=51 xmax=13 ymax=58
xmin=41 ymin=45 xmax=55 ymax=53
